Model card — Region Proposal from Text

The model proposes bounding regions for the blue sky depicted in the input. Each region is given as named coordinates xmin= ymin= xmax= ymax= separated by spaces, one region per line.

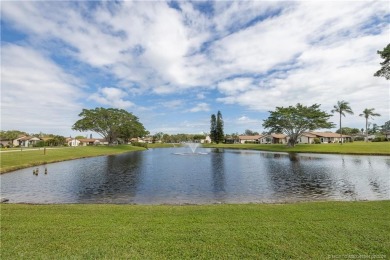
xmin=1 ymin=1 xmax=389 ymax=137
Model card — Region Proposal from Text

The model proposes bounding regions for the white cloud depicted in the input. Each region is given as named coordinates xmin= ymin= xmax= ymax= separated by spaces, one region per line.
xmin=1 ymin=44 xmax=83 ymax=134
xmin=1 ymin=1 xmax=389 ymax=133
xmin=187 ymin=103 xmax=210 ymax=113
xmin=160 ymin=100 xmax=184 ymax=109
xmin=89 ymin=87 xmax=134 ymax=109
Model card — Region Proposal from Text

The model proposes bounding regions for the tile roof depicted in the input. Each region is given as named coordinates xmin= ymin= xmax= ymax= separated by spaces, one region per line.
xmin=310 ymin=132 xmax=351 ymax=138
xmin=238 ymin=135 xmax=263 ymax=140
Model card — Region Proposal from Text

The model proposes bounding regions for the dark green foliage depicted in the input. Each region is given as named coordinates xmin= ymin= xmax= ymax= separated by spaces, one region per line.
xmin=244 ymin=129 xmax=259 ymax=135
xmin=263 ymin=103 xmax=334 ymax=147
xmin=216 ymin=111 xmax=224 ymax=144
xmin=372 ymin=136 xmax=388 ymax=142
xmin=210 ymin=114 xmax=217 ymax=143
xmin=374 ymin=43 xmax=390 ymax=80
xmin=313 ymin=138 xmax=321 ymax=144
xmin=335 ymin=127 xmax=360 ymax=135
xmin=131 ymin=142 xmax=148 ymax=148
xmin=72 ymin=107 xmax=147 ymax=144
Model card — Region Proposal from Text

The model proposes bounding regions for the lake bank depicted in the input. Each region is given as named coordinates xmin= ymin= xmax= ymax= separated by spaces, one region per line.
xmin=2 ymin=201 xmax=389 ymax=259
xmin=0 ymin=145 xmax=146 ymax=174
xmin=203 ymin=142 xmax=390 ymax=155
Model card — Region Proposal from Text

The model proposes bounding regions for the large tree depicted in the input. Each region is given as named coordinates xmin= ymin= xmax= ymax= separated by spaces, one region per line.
xmin=210 ymin=114 xmax=217 ymax=143
xmin=263 ymin=103 xmax=334 ymax=147
xmin=216 ymin=111 xmax=224 ymax=144
xmin=374 ymin=43 xmax=390 ymax=80
xmin=331 ymin=100 xmax=354 ymax=144
xmin=72 ymin=107 xmax=147 ymax=144
xmin=359 ymin=108 xmax=381 ymax=142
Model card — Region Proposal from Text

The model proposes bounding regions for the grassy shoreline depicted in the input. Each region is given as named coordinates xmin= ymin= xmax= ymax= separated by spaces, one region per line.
xmin=2 ymin=201 xmax=389 ymax=259
xmin=203 ymin=142 xmax=390 ymax=155
xmin=1 ymin=142 xmax=388 ymax=174
xmin=0 ymin=145 xmax=146 ymax=174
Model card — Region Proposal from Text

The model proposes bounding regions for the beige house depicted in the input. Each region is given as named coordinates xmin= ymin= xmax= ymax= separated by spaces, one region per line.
xmin=260 ymin=134 xmax=287 ymax=144
xmin=77 ymin=138 xmax=108 ymax=146
xmin=294 ymin=132 xmax=351 ymax=144
xmin=16 ymin=136 xmax=41 ymax=147
xmin=238 ymin=135 xmax=262 ymax=144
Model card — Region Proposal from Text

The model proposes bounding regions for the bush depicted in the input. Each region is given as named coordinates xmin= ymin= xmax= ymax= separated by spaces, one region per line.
xmin=131 ymin=142 xmax=148 ymax=148
xmin=313 ymin=138 xmax=321 ymax=144
xmin=372 ymin=136 xmax=388 ymax=142
xmin=354 ymin=136 xmax=365 ymax=141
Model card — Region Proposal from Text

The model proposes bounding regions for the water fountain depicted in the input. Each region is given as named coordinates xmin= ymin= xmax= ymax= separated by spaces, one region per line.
xmin=173 ymin=142 xmax=208 ymax=155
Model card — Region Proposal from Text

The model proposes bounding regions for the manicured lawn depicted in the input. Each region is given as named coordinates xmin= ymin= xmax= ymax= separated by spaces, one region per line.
xmin=147 ymin=143 xmax=182 ymax=148
xmin=204 ymin=142 xmax=390 ymax=155
xmin=0 ymin=145 xmax=145 ymax=173
xmin=1 ymin=201 xmax=389 ymax=259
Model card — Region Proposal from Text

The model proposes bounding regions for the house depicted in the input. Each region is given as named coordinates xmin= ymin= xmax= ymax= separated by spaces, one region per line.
xmin=77 ymin=138 xmax=108 ymax=146
xmin=200 ymin=135 xmax=211 ymax=144
xmin=66 ymin=138 xmax=81 ymax=147
xmin=16 ymin=136 xmax=41 ymax=147
xmin=293 ymin=132 xmax=351 ymax=144
xmin=260 ymin=134 xmax=287 ymax=144
xmin=0 ymin=138 xmax=12 ymax=147
xmin=297 ymin=133 xmax=318 ymax=144
xmin=309 ymin=132 xmax=351 ymax=143
xmin=238 ymin=135 xmax=263 ymax=144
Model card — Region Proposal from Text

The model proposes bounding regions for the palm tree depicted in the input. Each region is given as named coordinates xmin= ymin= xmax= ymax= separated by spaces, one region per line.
xmin=359 ymin=108 xmax=381 ymax=142
xmin=331 ymin=101 xmax=354 ymax=144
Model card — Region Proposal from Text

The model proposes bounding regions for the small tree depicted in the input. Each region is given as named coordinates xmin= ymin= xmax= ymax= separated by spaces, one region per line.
xmin=263 ymin=103 xmax=334 ymax=147
xmin=210 ymin=114 xmax=217 ymax=143
xmin=331 ymin=100 xmax=354 ymax=144
xmin=374 ymin=43 xmax=390 ymax=80
xmin=216 ymin=111 xmax=224 ymax=144
xmin=359 ymin=108 xmax=381 ymax=142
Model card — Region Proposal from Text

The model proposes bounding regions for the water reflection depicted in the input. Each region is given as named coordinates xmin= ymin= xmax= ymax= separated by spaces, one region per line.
xmin=1 ymin=149 xmax=389 ymax=204
xmin=75 ymin=152 xmax=143 ymax=203
xmin=210 ymin=149 xmax=226 ymax=200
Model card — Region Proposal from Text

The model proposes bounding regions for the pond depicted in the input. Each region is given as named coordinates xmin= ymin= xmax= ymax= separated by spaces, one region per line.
xmin=1 ymin=147 xmax=389 ymax=204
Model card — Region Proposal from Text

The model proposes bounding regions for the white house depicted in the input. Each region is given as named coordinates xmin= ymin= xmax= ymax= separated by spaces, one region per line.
xmin=260 ymin=134 xmax=287 ymax=144
xmin=16 ymin=136 xmax=41 ymax=147
xmin=238 ymin=135 xmax=263 ymax=144
xmin=293 ymin=132 xmax=352 ymax=144
xmin=200 ymin=135 xmax=212 ymax=144
xmin=66 ymin=138 xmax=81 ymax=146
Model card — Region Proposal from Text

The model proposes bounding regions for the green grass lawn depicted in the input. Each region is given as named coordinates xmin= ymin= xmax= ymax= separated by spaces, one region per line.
xmin=147 ymin=143 xmax=182 ymax=148
xmin=1 ymin=201 xmax=389 ymax=259
xmin=204 ymin=142 xmax=390 ymax=155
xmin=0 ymin=145 xmax=145 ymax=173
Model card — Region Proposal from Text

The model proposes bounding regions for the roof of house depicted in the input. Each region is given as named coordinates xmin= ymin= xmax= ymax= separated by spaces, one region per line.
xmin=310 ymin=132 xmax=351 ymax=138
xmin=238 ymin=135 xmax=263 ymax=140
xmin=301 ymin=133 xmax=318 ymax=138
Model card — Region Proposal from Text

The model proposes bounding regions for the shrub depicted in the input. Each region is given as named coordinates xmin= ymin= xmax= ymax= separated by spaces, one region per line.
xmin=372 ymin=136 xmax=388 ymax=142
xmin=313 ymin=138 xmax=321 ymax=144
xmin=131 ymin=142 xmax=148 ymax=148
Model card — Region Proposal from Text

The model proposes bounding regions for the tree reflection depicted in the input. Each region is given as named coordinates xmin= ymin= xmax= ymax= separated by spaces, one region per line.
xmin=76 ymin=152 xmax=143 ymax=203
xmin=210 ymin=149 xmax=226 ymax=200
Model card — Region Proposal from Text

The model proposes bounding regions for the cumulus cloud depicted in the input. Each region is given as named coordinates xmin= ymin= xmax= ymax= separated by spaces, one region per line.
xmin=1 ymin=1 xmax=389 ymax=134
xmin=187 ymin=103 xmax=210 ymax=113
xmin=89 ymin=87 xmax=134 ymax=109
xmin=1 ymin=44 xmax=83 ymax=134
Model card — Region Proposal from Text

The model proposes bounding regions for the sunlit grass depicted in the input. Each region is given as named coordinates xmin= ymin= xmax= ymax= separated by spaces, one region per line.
xmin=1 ymin=201 xmax=389 ymax=259
xmin=203 ymin=142 xmax=390 ymax=155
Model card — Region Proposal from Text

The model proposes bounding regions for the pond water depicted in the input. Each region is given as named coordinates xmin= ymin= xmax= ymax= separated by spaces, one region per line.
xmin=1 ymin=147 xmax=389 ymax=204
